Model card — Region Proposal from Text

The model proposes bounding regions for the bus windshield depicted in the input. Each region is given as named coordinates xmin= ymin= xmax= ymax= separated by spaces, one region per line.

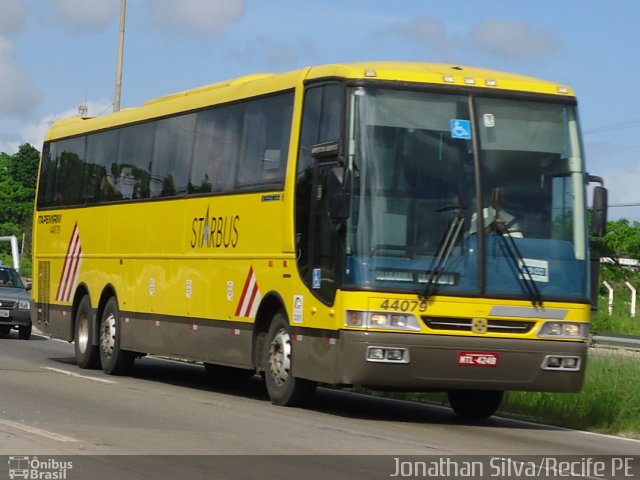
xmin=345 ymin=86 xmax=589 ymax=301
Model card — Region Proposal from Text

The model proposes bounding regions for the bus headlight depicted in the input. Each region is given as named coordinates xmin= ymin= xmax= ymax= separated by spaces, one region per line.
xmin=346 ymin=311 xmax=421 ymax=331
xmin=538 ymin=321 xmax=588 ymax=339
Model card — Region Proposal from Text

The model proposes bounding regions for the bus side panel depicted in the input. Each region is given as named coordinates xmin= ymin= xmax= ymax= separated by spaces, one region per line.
xmin=46 ymin=305 xmax=73 ymax=341
xmin=119 ymin=314 xmax=253 ymax=368
xmin=290 ymin=332 xmax=340 ymax=384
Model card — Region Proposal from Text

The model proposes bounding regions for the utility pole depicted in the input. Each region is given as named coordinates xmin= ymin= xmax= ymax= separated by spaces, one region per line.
xmin=114 ymin=0 xmax=126 ymax=112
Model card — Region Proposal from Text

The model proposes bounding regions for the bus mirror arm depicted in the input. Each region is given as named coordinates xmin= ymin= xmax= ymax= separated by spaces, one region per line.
xmin=588 ymin=175 xmax=607 ymax=238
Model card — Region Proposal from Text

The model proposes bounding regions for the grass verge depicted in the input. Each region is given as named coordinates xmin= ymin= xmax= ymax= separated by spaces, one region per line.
xmin=592 ymin=300 xmax=640 ymax=336
xmin=498 ymin=349 xmax=640 ymax=437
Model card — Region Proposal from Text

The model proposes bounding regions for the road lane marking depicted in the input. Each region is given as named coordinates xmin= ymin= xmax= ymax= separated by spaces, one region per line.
xmin=0 ymin=419 xmax=78 ymax=443
xmin=42 ymin=367 xmax=117 ymax=384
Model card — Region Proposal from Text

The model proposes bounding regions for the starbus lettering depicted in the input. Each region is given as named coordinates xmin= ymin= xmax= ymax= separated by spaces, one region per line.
xmin=190 ymin=208 xmax=240 ymax=249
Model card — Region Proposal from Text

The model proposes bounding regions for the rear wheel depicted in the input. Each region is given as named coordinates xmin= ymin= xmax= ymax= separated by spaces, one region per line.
xmin=74 ymin=295 xmax=100 ymax=369
xmin=99 ymin=297 xmax=135 ymax=375
xmin=447 ymin=390 xmax=504 ymax=419
xmin=264 ymin=311 xmax=316 ymax=407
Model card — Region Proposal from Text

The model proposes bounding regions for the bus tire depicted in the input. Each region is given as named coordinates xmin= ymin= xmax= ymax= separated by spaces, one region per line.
xmin=264 ymin=311 xmax=316 ymax=407
xmin=447 ymin=390 xmax=504 ymax=419
xmin=99 ymin=296 xmax=135 ymax=375
xmin=74 ymin=295 xmax=100 ymax=369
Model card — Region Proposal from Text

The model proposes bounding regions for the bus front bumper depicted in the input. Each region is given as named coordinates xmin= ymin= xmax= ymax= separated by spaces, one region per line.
xmin=337 ymin=331 xmax=587 ymax=393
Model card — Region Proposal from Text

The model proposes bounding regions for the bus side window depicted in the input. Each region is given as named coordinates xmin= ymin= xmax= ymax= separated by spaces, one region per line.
xmin=47 ymin=137 xmax=86 ymax=206
xmin=86 ymin=130 xmax=119 ymax=202
xmin=191 ymin=106 xmax=240 ymax=195
xmin=117 ymin=122 xmax=154 ymax=199
xmin=236 ymin=92 xmax=293 ymax=190
xmin=151 ymin=114 xmax=196 ymax=197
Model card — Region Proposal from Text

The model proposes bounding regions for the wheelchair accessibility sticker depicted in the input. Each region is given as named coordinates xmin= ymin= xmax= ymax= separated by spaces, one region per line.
xmin=451 ymin=119 xmax=471 ymax=139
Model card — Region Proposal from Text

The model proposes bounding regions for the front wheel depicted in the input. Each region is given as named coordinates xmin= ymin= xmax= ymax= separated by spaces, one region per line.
xmin=447 ymin=390 xmax=504 ymax=419
xmin=99 ymin=297 xmax=135 ymax=375
xmin=264 ymin=311 xmax=316 ymax=407
xmin=18 ymin=323 xmax=32 ymax=340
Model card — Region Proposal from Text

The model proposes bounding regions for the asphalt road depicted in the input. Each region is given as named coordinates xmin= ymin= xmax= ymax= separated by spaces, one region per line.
xmin=1 ymin=331 xmax=638 ymax=479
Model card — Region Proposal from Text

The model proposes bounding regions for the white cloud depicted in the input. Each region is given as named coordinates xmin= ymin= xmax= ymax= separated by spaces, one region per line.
xmin=0 ymin=139 xmax=21 ymax=156
xmin=385 ymin=15 xmax=454 ymax=60
xmin=0 ymin=0 xmax=26 ymax=36
xmin=20 ymin=100 xmax=113 ymax=150
xmin=471 ymin=20 xmax=560 ymax=59
xmin=231 ymin=35 xmax=315 ymax=69
xmin=386 ymin=16 xmax=560 ymax=61
xmin=53 ymin=0 xmax=120 ymax=31
xmin=393 ymin=16 xmax=447 ymax=46
xmin=0 ymin=37 xmax=42 ymax=116
xmin=0 ymin=100 xmax=113 ymax=154
xmin=0 ymin=1 xmax=38 ymax=116
xmin=149 ymin=0 xmax=245 ymax=37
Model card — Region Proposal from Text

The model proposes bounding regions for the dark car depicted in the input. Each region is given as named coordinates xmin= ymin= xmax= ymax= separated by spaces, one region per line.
xmin=0 ymin=266 xmax=32 ymax=340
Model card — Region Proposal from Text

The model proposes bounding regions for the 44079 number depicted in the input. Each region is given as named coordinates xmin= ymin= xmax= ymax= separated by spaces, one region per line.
xmin=378 ymin=298 xmax=427 ymax=313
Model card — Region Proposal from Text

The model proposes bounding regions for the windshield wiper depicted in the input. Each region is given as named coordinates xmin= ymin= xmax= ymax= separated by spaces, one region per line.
xmin=421 ymin=215 xmax=465 ymax=299
xmin=494 ymin=224 xmax=544 ymax=307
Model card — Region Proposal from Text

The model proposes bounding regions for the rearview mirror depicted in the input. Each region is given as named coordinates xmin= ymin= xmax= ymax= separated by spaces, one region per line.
xmin=328 ymin=166 xmax=351 ymax=221
xmin=591 ymin=185 xmax=608 ymax=238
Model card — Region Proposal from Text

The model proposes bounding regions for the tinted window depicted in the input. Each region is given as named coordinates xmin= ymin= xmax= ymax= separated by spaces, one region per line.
xmin=45 ymin=136 xmax=86 ymax=206
xmin=236 ymin=93 xmax=293 ymax=190
xmin=118 ymin=122 xmax=155 ymax=199
xmin=151 ymin=114 xmax=196 ymax=197
xmin=86 ymin=130 xmax=119 ymax=202
xmin=189 ymin=106 xmax=240 ymax=194
xmin=38 ymin=91 xmax=294 ymax=207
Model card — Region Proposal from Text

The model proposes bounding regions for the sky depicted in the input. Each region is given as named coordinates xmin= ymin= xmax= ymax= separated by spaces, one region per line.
xmin=1 ymin=0 xmax=639 ymax=220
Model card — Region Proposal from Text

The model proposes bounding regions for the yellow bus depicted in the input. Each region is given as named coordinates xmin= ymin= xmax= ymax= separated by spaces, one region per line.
xmin=32 ymin=62 xmax=608 ymax=418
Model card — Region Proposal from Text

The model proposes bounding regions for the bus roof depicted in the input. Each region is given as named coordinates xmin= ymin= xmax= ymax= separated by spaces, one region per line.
xmin=44 ymin=61 xmax=575 ymax=141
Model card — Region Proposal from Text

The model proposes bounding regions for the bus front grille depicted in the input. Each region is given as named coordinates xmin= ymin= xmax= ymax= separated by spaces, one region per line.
xmin=422 ymin=317 xmax=535 ymax=334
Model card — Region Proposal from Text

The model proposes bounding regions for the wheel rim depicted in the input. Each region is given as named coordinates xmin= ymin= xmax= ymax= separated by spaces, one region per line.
xmin=77 ymin=316 xmax=89 ymax=353
xmin=268 ymin=328 xmax=291 ymax=387
xmin=100 ymin=313 xmax=116 ymax=359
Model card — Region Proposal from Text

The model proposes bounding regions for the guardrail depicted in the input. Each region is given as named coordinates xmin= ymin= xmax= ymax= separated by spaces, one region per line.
xmin=591 ymin=333 xmax=640 ymax=349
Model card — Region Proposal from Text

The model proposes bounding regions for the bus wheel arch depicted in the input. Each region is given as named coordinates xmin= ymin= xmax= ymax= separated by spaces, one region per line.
xmin=252 ymin=292 xmax=284 ymax=372
xmin=72 ymin=285 xmax=100 ymax=369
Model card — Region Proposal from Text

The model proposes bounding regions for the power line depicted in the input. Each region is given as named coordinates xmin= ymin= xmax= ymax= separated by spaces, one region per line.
xmin=609 ymin=203 xmax=640 ymax=208
xmin=583 ymin=118 xmax=640 ymax=136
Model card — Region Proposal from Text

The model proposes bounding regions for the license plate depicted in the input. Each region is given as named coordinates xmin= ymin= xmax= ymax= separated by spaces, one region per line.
xmin=0 ymin=310 xmax=9 ymax=318
xmin=458 ymin=351 xmax=500 ymax=367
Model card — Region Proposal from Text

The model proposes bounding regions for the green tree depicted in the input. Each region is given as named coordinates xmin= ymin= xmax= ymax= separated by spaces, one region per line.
xmin=0 ymin=143 xmax=40 ymax=268
xmin=597 ymin=218 xmax=640 ymax=284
